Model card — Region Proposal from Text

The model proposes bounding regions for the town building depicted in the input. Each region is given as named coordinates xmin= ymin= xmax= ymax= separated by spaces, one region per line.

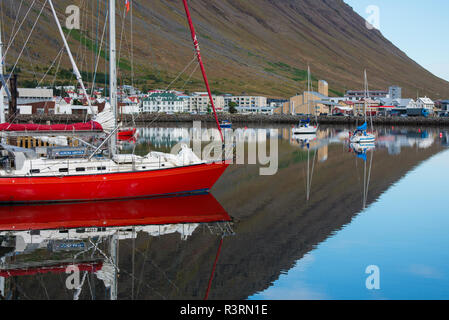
xmin=345 ymin=90 xmax=388 ymax=100
xmin=274 ymin=80 xmax=334 ymax=116
xmin=142 ymin=92 xmax=185 ymax=114
xmin=233 ymin=106 xmax=276 ymax=115
xmin=224 ymin=95 xmax=268 ymax=109
xmin=414 ymin=97 xmax=435 ymax=115
xmin=345 ymin=86 xmax=402 ymax=101
xmin=188 ymin=93 xmax=225 ymax=113
xmin=389 ymin=86 xmax=402 ymax=100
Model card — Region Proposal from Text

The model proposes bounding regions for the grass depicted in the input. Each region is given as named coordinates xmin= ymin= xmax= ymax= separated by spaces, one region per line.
xmin=63 ymin=27 xmax=132 ymax=71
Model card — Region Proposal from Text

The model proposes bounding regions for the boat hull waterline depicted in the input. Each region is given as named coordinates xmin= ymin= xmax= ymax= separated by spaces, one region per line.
xmin=0 ymin=162 xmax=229 ymax=203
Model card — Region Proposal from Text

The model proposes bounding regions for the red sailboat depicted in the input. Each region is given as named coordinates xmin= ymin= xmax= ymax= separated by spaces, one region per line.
xmin=0 ymin=0 xmax=228 ymax=204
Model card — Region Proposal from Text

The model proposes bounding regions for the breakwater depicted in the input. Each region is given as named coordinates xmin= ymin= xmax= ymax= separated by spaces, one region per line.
xmin=14 ymin=113 xmax=449 ymax=127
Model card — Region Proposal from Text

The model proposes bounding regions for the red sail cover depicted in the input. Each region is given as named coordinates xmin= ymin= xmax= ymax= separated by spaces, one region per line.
xmin=0 ymin=121 xmax=103 ymax=132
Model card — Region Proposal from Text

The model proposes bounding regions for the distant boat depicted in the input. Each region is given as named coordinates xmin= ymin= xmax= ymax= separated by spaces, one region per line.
xmin=350 ymin=70 xmax=376 ymax=144
xmin=350 ymin=122 xmax=375 ymax=143
xmin=220 ymin=121 xmax=232 ymax=129
xmin=292 ymin=118 xmax=318 ymax=135
xmin=292 ymin=65 xmax=318 ymax=136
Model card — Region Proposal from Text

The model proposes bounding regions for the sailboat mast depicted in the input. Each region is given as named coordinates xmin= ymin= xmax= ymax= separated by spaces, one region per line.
xmin=48 ymin=0 xmax=94 ymax=116
xmin=0 ymin=24 xmax=4 ymax=123
xmin=181 ymin=0 xmax=223 ymax=143
xmin=364 ymin=69 xmax=368 ymax=122
xmin=307 ymin=65 xmax=310 ymax=116
xmin=109 ymin=0 xmax=117 ymax=155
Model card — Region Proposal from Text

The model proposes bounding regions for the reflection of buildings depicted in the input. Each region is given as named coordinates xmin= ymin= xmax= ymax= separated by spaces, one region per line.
xmin=376 ymin=130 xmax=435 ymax=155
xmin=283 ymin=127 xmax=339 ymax=162
xmin=281 ymin=126 xmax=437 ymax=158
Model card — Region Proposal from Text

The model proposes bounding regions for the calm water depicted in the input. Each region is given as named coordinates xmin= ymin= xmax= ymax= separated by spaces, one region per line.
xmin=1 ymin=124 xmax=449 ymax=300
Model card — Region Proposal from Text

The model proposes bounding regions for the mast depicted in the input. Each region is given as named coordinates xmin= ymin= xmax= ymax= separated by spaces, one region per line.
xmin=182 ymin=0 xmax=223 ymax=143
xmin=48 ymin=0 xmax=94 ymax=116
xmin=364 ymin=69 xmax=368 ymax=123
xmin=0 ymin=26 xmax=4 ymax=123
xmin=109 ymin=0 xmax=117 ymax=155
xmin=307 ymin=65 xmax=310 ymax=117
xmin=109 ymin=231 xmax=119 ymax=300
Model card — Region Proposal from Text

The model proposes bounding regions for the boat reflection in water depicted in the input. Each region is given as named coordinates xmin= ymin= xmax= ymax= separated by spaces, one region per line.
xmin=0 ymin=193 xmax=233 ymax=300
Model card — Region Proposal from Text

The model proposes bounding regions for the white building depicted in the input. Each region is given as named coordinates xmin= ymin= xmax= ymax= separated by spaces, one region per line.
xmin=2 ymin=88 xmax=54 ymax=105
xmin=142 ymin=92 xmax=185 ymax=114
xmin=416 ymin=97 xmax=435 ymax=112
xmin=224 ymin=95 xmax=267 ymax=109
xmin=188 ymin=93 xmax=225 ymax=113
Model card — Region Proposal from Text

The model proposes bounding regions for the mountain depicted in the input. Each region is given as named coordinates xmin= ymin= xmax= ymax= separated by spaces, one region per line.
xmin=1 ymin=0 xmax=448 ymax=99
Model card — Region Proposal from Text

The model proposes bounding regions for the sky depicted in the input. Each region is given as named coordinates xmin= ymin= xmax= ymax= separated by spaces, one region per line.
xmin=344 ymin=0 xmax=449 ymax=82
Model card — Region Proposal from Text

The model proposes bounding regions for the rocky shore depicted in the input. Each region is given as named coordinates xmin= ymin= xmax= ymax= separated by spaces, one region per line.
xmin=14 ymin=113 xmax=449 ymax=127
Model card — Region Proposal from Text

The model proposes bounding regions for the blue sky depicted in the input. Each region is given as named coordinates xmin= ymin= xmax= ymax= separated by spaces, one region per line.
xmin=344 ymin=0 xmax=449 ymax=82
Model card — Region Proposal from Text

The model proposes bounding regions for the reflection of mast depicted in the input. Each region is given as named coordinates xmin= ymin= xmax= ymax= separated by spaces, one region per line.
xmin=352 ymin=143 xmax=375 ymax=209
xmin=362 ymin=148 xmax=374 ymax=209
xmin=109 ymin=231 xmax=119 ymax=300
xmin=306 ymin=144 xmax=317 ymax=201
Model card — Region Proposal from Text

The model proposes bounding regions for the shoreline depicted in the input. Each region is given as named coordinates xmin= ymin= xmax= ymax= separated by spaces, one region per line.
xmin=13 ymin=113 xmax=449 ymax=127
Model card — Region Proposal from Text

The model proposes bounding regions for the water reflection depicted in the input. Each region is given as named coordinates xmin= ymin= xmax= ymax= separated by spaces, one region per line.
xmin=0 ymin=194 xmax=233 ymax=300
xmin=1 ymin=124 xmax=448 ymax=300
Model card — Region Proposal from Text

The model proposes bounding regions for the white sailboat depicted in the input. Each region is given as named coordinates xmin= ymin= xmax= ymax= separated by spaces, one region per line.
xmin=292 ymin=65 xmax=318 ymax=135
xmin=350 ymin=70 xmax=376 ymax=144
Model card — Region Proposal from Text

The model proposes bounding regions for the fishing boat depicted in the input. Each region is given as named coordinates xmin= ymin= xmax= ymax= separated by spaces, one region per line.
xmin=292 ymin=65 xmax=318 ymax=135
xmin=350 ymin=70 xmax=376 ymax=144
xmin=0 ymin=0 xmax=228 ymax=204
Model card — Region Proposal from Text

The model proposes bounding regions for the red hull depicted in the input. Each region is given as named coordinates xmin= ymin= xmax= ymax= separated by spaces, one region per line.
xmin=0 ymin=193 xmax=230 ymax=231
xmin=0 ymin=162 xmax=229 ymax=203
xmin=0 ymin=262 xmax=103 ymax=278
xmin=118 ymin=128 xmax=136 ymax=137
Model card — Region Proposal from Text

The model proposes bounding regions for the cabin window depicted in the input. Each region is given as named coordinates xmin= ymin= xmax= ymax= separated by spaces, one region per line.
xmin=76 ymin=167 xmax=86 ymax=172
xmin=97 ymin=166 xmax=107 ymax=171
xmin=30 ymin=169 xmax=40 ymax=174
xmin=59 ymin=168 xmax=69 ymax=173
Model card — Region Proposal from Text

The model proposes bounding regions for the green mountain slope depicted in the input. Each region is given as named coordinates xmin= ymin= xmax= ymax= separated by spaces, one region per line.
xmin=1 ymin=0 xmax=447 ymax=99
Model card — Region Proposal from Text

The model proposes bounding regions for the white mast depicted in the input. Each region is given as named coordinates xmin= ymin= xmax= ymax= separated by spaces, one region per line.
xmin=48 ymin=0 xmax=94 ymax=116
xmin=109 ymin=0 xmax=117 ymax=155
xmin=0 ymin=25 xmax=5 ymax=123
xmin=307 ymin=65 xmax=310 ymax=117
xmin=364 ymin=69 xmax=367 ymax=122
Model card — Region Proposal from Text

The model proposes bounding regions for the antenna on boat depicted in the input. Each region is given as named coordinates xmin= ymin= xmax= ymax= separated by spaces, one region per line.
xmin=48 ymin=0 xmax=95 ymax=117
